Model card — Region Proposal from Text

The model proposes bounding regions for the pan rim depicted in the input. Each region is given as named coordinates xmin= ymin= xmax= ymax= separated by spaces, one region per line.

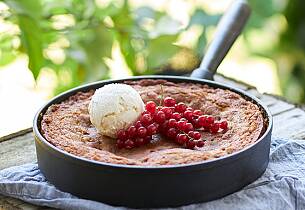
xmin=33 ymin=75 xmax=273 ymax=170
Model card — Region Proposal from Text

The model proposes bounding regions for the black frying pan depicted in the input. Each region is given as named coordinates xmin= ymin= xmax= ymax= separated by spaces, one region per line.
xmin=33 ymin=1 xmax=273 ymax=208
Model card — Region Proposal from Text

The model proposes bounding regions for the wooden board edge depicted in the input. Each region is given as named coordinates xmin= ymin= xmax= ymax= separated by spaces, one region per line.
xmin=0 ymin=128 xmax=33 ymax=143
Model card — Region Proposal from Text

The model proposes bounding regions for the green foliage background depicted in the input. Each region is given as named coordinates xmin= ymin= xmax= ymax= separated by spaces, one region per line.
xmin=1 ymin=0 xmax=305 ymax=103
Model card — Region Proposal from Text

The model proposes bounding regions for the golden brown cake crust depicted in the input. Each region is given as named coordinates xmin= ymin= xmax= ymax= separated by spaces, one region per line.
xmin=41 ymin=79 xmax=264 ymax=166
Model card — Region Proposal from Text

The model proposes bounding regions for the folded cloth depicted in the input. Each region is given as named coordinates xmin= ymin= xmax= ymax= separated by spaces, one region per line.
xmin=1 ymin=138 xmax=305 ymax=210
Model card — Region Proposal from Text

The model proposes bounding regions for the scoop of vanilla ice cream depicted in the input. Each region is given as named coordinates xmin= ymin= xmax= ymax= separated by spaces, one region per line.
xmin=88 ymin=83 xmax=145 ymax=138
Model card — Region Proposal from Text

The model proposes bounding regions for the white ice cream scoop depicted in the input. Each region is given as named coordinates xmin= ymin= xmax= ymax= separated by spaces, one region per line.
xmin=88 ymin=83 xmax=145 ymax=138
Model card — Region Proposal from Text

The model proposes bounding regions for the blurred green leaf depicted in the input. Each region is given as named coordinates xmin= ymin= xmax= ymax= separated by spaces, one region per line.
xmin=248 ymin=0 xmax=275 ymax=18
xmin=0 ymin=35 xmax=18 ymax=66
xmin=275 ymin=0 xmax=305 ymax=103
xmin=78 ymin=24 xmax=114 ymax=81
xmin=4 ymin=0 xmax=43 ymax=79
xmin=18 ymin=15 xmax=43 ymax=79
xmin=280 ymin=0 xmax=305 ymax=49
xmin=4 ymin=0 xmax=42 ymax=20
xmin=188 ymin=9 xmax=220 ymax=28
xmin=41 ymin=0 xmax=72 ymax=16
xmin=111 ymin=0 xmax=137 ymax=72
xmin=196 ymin=28 xmax=207 ymax=57
xmin=0 ymin=34 xmax=14 ymax=50
xmin=0 ymin=51 xmax=17 ymax=66
xmin=246 ymin=0 xmax=275 ymax=29
xmin=188 ymin=9 xmax=219 ymax=58
xmin=149 ymin=16 xmax=182 ymax=38
xmin=135 ymin=6 xmax=155 ymax=20
xmin=94 ymin=3 xmax=121 ymax=20
xmin=146 ymin=35 xmax=179 ymax=70
xmin=118 ymin=32 xmax=137 ymax=72
xmin=111 ymin=0 xmax=133 ymax=31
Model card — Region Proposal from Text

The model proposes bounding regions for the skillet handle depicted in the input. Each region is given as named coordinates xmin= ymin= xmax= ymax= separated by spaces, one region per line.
xmin=190 ymin=0 xmax=251 ymax=80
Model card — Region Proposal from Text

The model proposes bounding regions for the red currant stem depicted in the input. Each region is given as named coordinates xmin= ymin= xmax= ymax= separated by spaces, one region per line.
xmin=181 ymin=130 xmax=206 ymax=142
xmin=181 ymin=130 xmax=195 ymax=141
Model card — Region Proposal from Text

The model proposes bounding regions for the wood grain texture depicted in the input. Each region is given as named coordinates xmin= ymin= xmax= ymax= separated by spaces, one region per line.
xmin=246 ymin=89 xmax=295 ymax=115
xmin=0 ymin=75 xmax=304 ymax=209
xmin=273 ymin=108 xmax=305 ymax=138
xmin=0 ymin=128 xmax=32 ymax=143
xmin=0 ymin=195 xmax=56 ymax=210
xmin=214 ymin=74 xmax=250 ymax=90
xmin=0 ymin=132 xmax=36 ymax=170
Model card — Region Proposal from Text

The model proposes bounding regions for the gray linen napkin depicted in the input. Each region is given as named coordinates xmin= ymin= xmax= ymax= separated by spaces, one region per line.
xmin=1 ymin=138 xmax=305 ymax=210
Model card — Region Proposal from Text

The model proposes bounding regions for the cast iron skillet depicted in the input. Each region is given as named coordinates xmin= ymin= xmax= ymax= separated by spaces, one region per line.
xmin=33 ymin=1 xmax=273 ymax=208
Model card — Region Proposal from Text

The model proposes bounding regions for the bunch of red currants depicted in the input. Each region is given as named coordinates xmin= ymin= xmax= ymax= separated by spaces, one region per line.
xmin=116 ymin=97 xmax=228 ymax=149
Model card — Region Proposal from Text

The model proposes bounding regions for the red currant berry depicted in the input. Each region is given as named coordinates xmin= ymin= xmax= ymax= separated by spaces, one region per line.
xmin=156 ymin=106 xmax=163 ymax=112
xmin=193 ymin=131 xmax=201 ymax=140
xmin=175 ymin=102 xmax=187 ymax=113
xmin=140 ymin=113 xmax=152 ymax=125
xmin=154 ymin=111 xmax=166 ymax=124
xmin=186 ymin=107 xmax=194 ymax=112
xmin=172 ymin=112 xmax=182 ymax=121
xmin=137 ymin=126 xmax=147 ymax=137
xmin=184 ymin=123 xmax=194 ymax=132
xmin=145 ymin=101 xmax=156 ymax=114
xmin=176 ymin=134 xmax=188 ymax=144
xmin=117 ymin=139 xmax=125 ymax=148
xmin=143 ymin=135 xmax=152 ymax=144
xmin=192 ymin=118 xmax=201 ymax=129
xmin=135 ymin=138 xmax=145 ymax=147
xmin=125 ymin=139 xmax=135 ymax=149
xmin=209 ymin=123 xmax=219 ymax=134
xmin=176 ymin=120 xmax=187 ymax=131
xmin=219 ymin=121 xmax=228 ymax=130
xmin=117 ymin=130 xmax=127 ymax=140
xmin=168 ymin=119 xmax=177 ymax=128
xmin=159 ymin=120 xmax=169 ymax=133
xmin=198 ymin=116 xmax=207 ymax=127
xmin=188 ymin=131 xmax=195 ymax=138
xmin=196 ymin=140 xmax=205 ymax=147
xmin=164 ymin=97 xmax=176 ymax=107
xmin=135 ymin=120 xmax=142 ymax=128
xmin=186 ymin=140 xmax=196 ymax=149
xmin=127 ymin=125 xmax=137 ymax=138
xmin=183 ymin=110 xmax=193 ymax=121
xmin=147 ymin=124 xmax=157 ymax=135
xmin=142 ymin=110 xmax=151 ymax=115
xmin=166 ymin=128 xmax=178 ymax=139
xmin=206 ymin=116 xmax=215 ymax=124
xmin=193 ymin=109 xmax=202 ymax=116
xmin=169 ymin=107 xmax=175 ymax=112
xmin=161 ymin=107 xmax=173 ymax=119
xmin=153 ymin=123 xmax=160 ymax=132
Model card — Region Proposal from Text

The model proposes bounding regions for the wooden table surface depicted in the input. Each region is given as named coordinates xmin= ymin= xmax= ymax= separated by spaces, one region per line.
xmin=1 ymin=75 xmax=305 ymax=210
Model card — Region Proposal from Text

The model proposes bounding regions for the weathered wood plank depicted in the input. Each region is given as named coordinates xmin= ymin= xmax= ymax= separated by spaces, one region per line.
xmin=0 ymin=128 xmax=32 ymax=143
xmin=274 ymin=109 xmax=305 ymax=137
xmin=0 ymin=196 xmax=56 ymax=210
xmin=272 ymin=108 xmax=305 ymax=139
xmin=0 ymin=132 xmax=36 ymax=170
xmin=246 ymin=89 xmax=295 ymax=115
xmin=0 ymin=198 xmax=23 ymax=210
xmin=214 ymin=74 xmax=249 ymax=90
xmin=0 ymin=196 xmax=24 ymax=206
xmin=18 ymin=202 xmax=55 ymax=210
